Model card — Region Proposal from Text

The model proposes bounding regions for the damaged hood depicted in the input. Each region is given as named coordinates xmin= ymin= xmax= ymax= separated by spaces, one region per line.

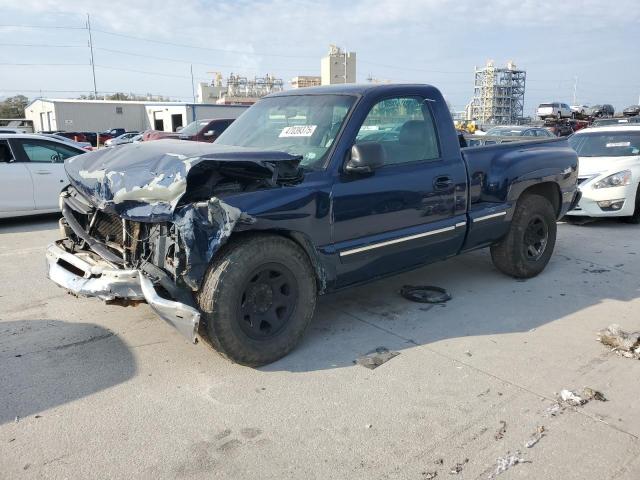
xmin=65 ymin=140 xmax=302 ymax=220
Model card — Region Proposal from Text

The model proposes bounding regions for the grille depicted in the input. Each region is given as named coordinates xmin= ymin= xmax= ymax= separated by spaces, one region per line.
xmin=93 ymin=211 xmax=123 ymax=244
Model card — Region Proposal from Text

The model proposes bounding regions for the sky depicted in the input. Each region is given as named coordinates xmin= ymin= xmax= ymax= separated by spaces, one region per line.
xmin=1 ymin=0 xmax=639 ymax=116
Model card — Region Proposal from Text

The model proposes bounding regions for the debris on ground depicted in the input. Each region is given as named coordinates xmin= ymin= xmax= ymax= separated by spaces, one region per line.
xmin=488 ymin=452 xmax=530 ymax=479
xmin=355 ymin=347 xmax=399 ymax=370
xmin=464 ymin=350 xmax=472 ymax=357
xmin=434 ymin=459 xmax=444 ymax=466
xmin=400 ymin=285 xmax=452 ymax=304
xmin=556 ymin=387 xmax=608 ymax=408
xmin=582 ymin=268 xmax=610 ymax=274
xmin=422 ymin=472 xmax=438 ymax=479
xmin=598 ymin=324 xmax=640 ymax=358
xmin=448 ymin=458 xmax=468 ymax=475
xmin=525 ymin=426 xmax=545 ymax=448
xmin=494 ymin=420 xmax=507 ymax=440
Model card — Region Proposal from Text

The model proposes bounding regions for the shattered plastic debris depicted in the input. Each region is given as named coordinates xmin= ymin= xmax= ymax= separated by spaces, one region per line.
xmin=494 ymin=420 xmax=507 ymax=440
xmin=422 ymin=472 xmax=438 ymax=479
xmin=558 ymin=387 xmax=607 ymax=407
xmin=488 ymin=452 xmax=529 ymax=479
xmin=449 ymin=458 xmax=468 ymax=475
xmin=400 ymin=285 xmax=451 ymax=304
xmin=560 ymin=389 xmax=586 ymax=406
xmin=355 ymin=347 xmax=399 ymax=370
xmin=525 ymin=426 xmax=545 ymax=448
xmin=598 ymin=324 xmax=640 ymax=359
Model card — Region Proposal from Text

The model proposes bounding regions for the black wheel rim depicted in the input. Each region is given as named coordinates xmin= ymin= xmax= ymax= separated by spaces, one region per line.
xmin=523 ymin=215 xmax=549 ymax=261
xmin=237 ymin=263 xmax=298 ymax=340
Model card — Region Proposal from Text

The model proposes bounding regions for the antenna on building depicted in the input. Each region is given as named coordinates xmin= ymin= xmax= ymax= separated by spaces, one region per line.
xmin=86 ymin=13 xmax=98 ymax=99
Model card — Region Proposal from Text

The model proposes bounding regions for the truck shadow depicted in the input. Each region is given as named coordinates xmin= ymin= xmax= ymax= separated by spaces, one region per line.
xmin=263 ymin=223 xmax=640 ymax=372
xmin=0 ymin=319 xmax=136 ymax=424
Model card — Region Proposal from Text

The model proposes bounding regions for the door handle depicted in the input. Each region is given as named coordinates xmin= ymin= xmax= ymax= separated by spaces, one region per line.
xmin=433 ymin=175 xmax=453 ymax=190
xmin=34 ymin=170 xmax=52 ymax=175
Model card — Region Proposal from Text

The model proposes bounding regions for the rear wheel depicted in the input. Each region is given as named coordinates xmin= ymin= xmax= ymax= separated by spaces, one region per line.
xmin=197 ymin=235 xmax=317 ymax=366
xmin=491 ymin=194 xmax=557 ymax=278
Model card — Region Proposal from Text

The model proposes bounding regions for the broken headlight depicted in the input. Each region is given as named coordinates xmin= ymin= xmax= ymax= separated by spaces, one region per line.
xmin=593 ymin=170 xmax=632 ymax=189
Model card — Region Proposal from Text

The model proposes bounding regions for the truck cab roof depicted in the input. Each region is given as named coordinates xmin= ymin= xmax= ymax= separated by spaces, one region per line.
xmin=267 ymin=83 xmax=439 ymax=97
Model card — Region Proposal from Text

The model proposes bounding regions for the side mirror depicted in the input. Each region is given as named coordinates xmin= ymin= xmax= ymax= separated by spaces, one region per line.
xmin=203 ymin=129 xmax=217 ymax=137
xmin=345 ymin=142 xmax=385 ymax=174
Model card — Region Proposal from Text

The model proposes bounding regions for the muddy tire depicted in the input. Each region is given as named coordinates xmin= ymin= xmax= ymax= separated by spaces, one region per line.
xmin=197 ymin=234 xmax=317 ymax=367
xmin=490 ymin=194 xmax=557 ymax=278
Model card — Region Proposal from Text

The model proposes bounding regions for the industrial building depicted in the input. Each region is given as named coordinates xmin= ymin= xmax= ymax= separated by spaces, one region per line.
xmin=321 ymin=45 xmax=356 ymax=85
xmin=196 ymin=73 xmax=284 ymax=105
xmin=469 ymin=60 xmax=526 ymax=125
xmin=290 ymin=76 xmax=322 ymax=89
xmin=25 ymin=98 xmax=248 ymax=133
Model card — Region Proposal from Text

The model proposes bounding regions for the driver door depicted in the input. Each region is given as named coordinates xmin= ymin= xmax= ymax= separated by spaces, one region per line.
xmin=11 ymin=139 xmax=75 ymax=211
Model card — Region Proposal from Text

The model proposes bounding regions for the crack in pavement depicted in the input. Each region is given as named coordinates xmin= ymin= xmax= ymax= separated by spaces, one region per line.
xmin=335 ymin=306 xmax=640 ymax=442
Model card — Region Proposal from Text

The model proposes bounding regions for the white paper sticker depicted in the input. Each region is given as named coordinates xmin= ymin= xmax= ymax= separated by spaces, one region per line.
xmin=279 ymin=125 xmax=317 ymax=137
xmin=606 ymin=142 xmax=631 ymax=147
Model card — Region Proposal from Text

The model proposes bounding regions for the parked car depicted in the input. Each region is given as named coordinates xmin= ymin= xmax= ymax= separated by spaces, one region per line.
xmin=570 ymin=105 xmax=594 ymax=117
xmin=622 ymin=105 xmax=640 ymax=117
xmin=177 ymin=118 xmax=235 ymax=142
xmin=51 ymin=131 xmax=88 ymax=144
xmin=142 ymin=130 xmax=180 ymax=142
xmin=591 ymin=117 xmax=640 ymax=127
xmin=543 ymin=119 xmax=574 ymax=137
xmin=484 ymin=126 xmax=555 ymax=138
xmin=39 ymin=133 xmax=93 ymax=151
xmin=566 ymin=126 xmax=640 ymax=223
xmin=46 ymin=83 xmax=579 ymax=366
xmin=104 ymin=132 xmax=140 ymax=147
xmin=537 ymin=102 xmax=572 ymax=119
xmin=591 ymin=104 xmax=615 ymax=118
xmin=0 ymin=134 xmax=85 ymax=218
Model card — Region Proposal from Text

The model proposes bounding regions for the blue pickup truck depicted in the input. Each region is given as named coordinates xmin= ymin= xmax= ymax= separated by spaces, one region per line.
xmin=46 ymin=84 xmax=579 ymax=366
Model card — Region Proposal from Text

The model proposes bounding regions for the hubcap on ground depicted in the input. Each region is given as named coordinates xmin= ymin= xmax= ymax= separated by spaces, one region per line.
xmin=523 ymin=215 xmax=548 ymax=261
xmin=238 ymin=263 xmax=298 ymax=340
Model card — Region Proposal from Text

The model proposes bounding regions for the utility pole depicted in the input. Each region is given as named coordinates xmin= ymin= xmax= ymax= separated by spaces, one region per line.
xmin=190 ymin=64 xmax=196 ymax=103
xmin=572 ymin=76 xmax=578 ymax=105
xmin=86 ymin=13 xmax=98 ymax=99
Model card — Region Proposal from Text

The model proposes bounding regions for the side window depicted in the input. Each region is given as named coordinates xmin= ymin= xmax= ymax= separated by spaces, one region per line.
xmin=522 ymin=130 xmax=535 ymax=136
xmin=0 ymin=140 xmax=15 ymax=162
xmin=356 ymin=97 xmax=440 ymax=165
xmin=20 ymin=141 xmax=80 ymax=163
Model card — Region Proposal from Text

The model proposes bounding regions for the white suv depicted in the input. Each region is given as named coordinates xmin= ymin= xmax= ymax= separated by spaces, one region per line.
xmin=537 ymin=102 xmax=572 ymax=119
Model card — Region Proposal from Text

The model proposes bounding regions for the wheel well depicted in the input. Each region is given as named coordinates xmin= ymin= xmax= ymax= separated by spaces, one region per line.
xmin=520 ymin=182 xmax=561 ymax=217
xmin=226 ymin=229 xmax=327 ymax=293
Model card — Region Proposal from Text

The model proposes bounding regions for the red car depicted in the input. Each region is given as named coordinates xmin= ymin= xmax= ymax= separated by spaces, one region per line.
xmin=177 ymin=118 xmax=235 ymax=142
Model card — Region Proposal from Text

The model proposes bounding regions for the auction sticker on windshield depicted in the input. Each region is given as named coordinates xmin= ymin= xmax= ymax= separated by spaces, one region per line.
xmin=606 ymin=142 xmax=631 ymax=147
xmin=279 ymin=125 xmax=317 ymax=137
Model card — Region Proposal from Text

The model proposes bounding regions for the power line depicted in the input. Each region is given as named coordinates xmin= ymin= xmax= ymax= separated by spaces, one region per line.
xmin=0 ymin=63 xmax=88 ymax=66
xmin=0 ymin=24 xmax=85 ymax=29
xmin=0 ymin=42 xmax=85 ymax=48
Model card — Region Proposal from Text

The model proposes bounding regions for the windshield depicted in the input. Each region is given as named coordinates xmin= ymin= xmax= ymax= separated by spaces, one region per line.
xmin=215 ymin=94 xmax=356 ymax=169
xmin=180 ymin=120 xmax=210 ymax=136
xmin=569 ymin=131 xmax=640 ymax=157
xmin=485 ymin=127 xmax=524 ymax=136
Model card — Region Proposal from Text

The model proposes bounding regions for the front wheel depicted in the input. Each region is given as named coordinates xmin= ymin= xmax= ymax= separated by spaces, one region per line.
xmin=622 ymin=185 xmax=640 ymax=224
xmin=197 ymin=235 xmax=317 ymax=366
xmin=490 ymin=194 xmax=557 ymax=278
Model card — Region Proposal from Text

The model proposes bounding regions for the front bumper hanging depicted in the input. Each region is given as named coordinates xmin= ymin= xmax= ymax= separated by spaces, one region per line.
xmin=46 ymin=241 xmax=201 ymax=342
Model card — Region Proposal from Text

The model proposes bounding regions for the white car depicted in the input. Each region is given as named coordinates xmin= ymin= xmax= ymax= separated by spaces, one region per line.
xmin=104 ymin=132 xmax=140 ymax=147
xmin=537 ymin=102 xmax=572 ymax=119
xmin=566 ymin=125 xmax=640 ymax=223
xmin=570 ymin=105 xmax=594 ymax=117
xmin=0 ymin=134 xmax=85 ymax=218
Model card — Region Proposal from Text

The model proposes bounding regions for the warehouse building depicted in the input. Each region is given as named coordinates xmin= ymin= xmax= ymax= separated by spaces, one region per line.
xmin=24 ymin=98 xmax=248 ymax=133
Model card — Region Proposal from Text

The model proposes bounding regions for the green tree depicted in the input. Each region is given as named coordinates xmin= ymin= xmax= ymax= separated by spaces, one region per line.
xmin=0 ymin=95 xmax=29 ymax=118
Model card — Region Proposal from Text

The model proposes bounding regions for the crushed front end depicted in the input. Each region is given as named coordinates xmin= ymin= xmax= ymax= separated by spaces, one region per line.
xmin=47 ymin=186 xmax=202 ymax=341
xmin=45 ymin=140 xmax=302 ymax=342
